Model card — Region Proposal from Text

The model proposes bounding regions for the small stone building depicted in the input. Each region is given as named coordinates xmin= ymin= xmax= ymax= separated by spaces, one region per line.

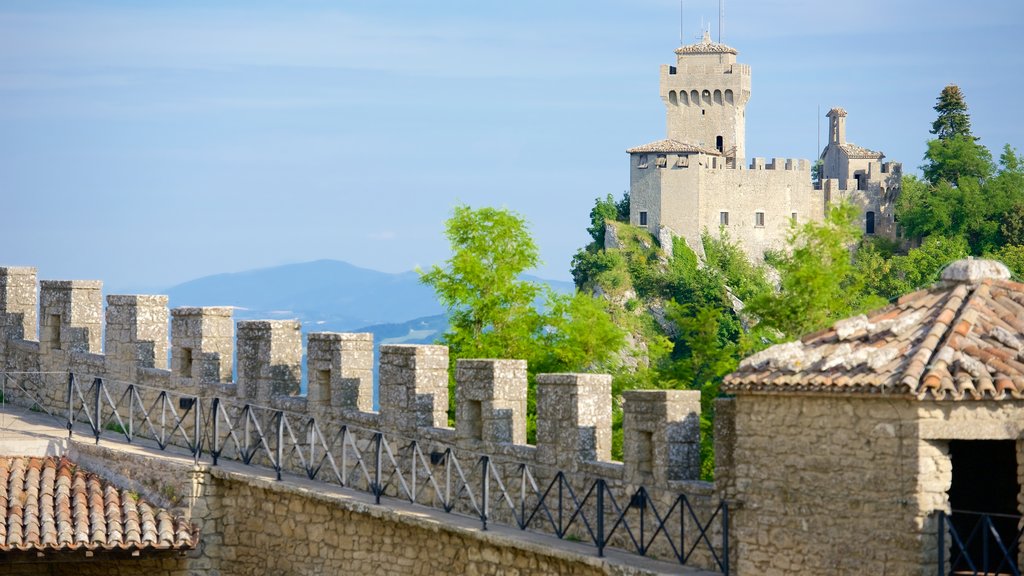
xmin=720 ymin=259 xmax=1024 ymax=574
xmin=818 ymin=107 xmax=903 ymax=239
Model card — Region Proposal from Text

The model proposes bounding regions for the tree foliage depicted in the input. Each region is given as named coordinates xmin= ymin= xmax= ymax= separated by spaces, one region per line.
xmin=421 ymin=205 xmax=543 ymax=361
xmin=422 ymin=205 xmax=626 ymax=428
xmin=930 ymin=85 xmax=973 ymax=141
xmin=920 ymin=85 xmax=993 ymax=186
xmin=746 ymin=203 xmax=884 ymax=340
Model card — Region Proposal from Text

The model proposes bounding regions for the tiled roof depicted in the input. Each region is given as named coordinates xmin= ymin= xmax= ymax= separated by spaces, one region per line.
xmin=626 ymin=139 xmax=722 ymax=155
xmin=838 ymin=142 xmax=883 ymax=159
xmin=723 ymin=259 xmax=1024 ymax=401
xmin=0 ymin=456 xmax=196 ymax=552
xmin=674 ymin=31 xmax=737 ymax=55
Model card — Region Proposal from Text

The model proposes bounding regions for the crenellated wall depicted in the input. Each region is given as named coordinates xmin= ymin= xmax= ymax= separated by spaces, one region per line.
xmin=0 ymin=267 xmax=722 ymax=504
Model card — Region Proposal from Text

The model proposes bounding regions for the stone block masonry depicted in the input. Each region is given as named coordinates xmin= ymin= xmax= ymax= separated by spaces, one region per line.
xmin=236 ymin=319 xmax=302 ymax=402
xmin=105 ymin=295 xmax=169 ymax=382
xmin=306 ymin=331 xmax=374 ymax=412
xmin=171 ymin=307 xmax=234 ymax=387
xmin=535 ymin=373 xmax=612 ymax=471
xmin=378 ymin=344 xmax=450 ymax=434
xmin=455 ymin=358 xmax=528 ymax=446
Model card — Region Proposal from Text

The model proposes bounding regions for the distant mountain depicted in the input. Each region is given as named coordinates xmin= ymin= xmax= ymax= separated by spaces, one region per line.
xmin=165 ymin=259 xmax=442 ymax=330
xmin=164 ymin=259 xmax=574 ymax=332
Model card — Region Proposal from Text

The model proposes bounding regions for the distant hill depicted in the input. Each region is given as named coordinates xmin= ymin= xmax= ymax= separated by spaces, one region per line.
xmin=164 ymin=259 xmax=574 ymax=333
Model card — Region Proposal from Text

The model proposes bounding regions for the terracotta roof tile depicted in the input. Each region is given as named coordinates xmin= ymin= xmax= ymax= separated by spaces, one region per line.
xmin=0 ymin=456 xmax=195 ymax=553
xmin=724 ymin=259 xmax=1024 ymax=401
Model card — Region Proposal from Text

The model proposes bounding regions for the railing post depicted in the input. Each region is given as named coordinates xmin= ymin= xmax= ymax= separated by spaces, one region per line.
xmin=211 ymin=397 xmax=220 ymax=466
xmin=596 ymin=479 xmax=606 ymax=557
xmin=373 ymin=432 xmax=383 ymax=504
xmin=481 ymin=455 xmax=490 ymax=531
xmin=983 ymin=515 xmax=990 ymax=575
xmin=92 ymin=377 xmax=102 ymax=444
xmin=275 ymin=410 xmax=284 ymax=481
xmin=66 ymin=373 xmax=74 ymax=439
xmin=938 ymin=511 xmax=945 ymax=576
xmin=193 ymin=397 xmax=201 ymax=463
xmin=307 ymin=418 xmax=316 ymax=480
xmin=722 ymin=501 xmax=730 ymax=576
xmin=127 ymin=385 xmax=135 ymax=442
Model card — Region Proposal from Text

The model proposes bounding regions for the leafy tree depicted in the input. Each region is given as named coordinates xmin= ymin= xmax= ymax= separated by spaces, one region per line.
xmin=922 ymin=135 xmax=994 ymax=186
xmin=930 ymin=85 xmax=973 ymax=141
xmin=422 ymin=205 xmax=625 ymax=428
xmin=858 ymin=236 xmax=970 ymax=301
xmin=747 ymin=203 xmax=885 ymax=340
xmin=421 ymin=205 xmax=543 ymax=362
xmin=585 ymin=193 xmax=630 ymax=247
xmin=921 ymin=85 xmax=993 ymax=185
xmin=987 ymin=244 xmax=1024 ymax=279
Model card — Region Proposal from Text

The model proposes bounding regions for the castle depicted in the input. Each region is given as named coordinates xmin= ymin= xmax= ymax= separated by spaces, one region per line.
xmin=628 ymin=31 xmax=901 ymax=260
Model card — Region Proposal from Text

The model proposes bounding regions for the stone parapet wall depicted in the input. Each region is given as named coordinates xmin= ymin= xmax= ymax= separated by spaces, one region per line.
xmin=0 ymin=266 xmax=728 ymax=573
xmin=18 ymin=438 xmax=692 ymax=576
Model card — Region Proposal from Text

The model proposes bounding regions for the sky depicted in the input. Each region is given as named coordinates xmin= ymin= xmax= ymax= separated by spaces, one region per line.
xmin=2 ymin=0 xmax=1022 ymax=293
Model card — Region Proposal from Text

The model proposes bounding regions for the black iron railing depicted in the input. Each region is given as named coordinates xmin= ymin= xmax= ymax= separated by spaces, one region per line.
xmin=2 ymin=372 xmax=730 ymax=574
xmin=938 ymin=509 xmax=1023 ymax=576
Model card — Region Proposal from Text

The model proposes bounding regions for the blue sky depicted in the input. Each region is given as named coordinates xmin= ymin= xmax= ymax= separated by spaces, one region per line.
xmin=2 ymin=0 xmax=1022 ymax=292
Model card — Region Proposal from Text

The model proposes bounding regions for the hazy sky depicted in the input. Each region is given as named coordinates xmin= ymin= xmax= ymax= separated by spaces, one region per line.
xmin=2 ymin=0 xmax=1022 ymax=293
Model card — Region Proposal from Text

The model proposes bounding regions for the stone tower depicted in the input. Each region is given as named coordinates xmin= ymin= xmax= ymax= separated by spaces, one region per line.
xmin=660 ymin=31 xmax=751 ymax=163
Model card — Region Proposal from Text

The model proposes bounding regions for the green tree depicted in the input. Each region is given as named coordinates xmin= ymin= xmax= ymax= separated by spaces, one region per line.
xmin=922 ymin=135 xmax=994 ymax=186
xmin=988 ymin=244 xmax=1024 ymax=279
xmin=747 ymin=203 xmax=885 ymax=340
xmin=422 ymin=205 xmax=625 ymax=428
xmin=922 ymin=85 xmax=993 ymax=185
xmin=421 ymin=205 xmax=543 ymax=362
xmin=585 ymin=193 xmax=630 ymax=247
xmin=930 ymin=85 xmax=973 ymax=140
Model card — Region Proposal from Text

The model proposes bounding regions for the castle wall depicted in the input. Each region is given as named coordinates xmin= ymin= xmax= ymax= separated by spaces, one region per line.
xmin=0 ymin=266 xmax=728 ymax=573
xmin=631 ymin=154 xmax=818 ymax=262
xmin=699 ymin=160 xmax=817 ymax=261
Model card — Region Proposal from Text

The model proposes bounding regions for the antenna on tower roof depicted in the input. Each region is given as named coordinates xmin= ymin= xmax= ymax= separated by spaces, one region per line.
xmin=679 ymin=0 xmax=684 ymax=46
xmin=719 ymin=0 xmax=725 ymax=43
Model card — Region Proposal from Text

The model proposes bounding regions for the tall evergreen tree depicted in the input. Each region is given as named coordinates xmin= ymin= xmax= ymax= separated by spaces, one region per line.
xmin=930 ymin=85 xmax=973 ymax=140
xmin=921 ymin=85 xmax=993 ymax=185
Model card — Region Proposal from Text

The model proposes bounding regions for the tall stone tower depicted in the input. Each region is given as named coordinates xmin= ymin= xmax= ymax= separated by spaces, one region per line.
xmin=660 ymin=31 xmax=751 ymax=163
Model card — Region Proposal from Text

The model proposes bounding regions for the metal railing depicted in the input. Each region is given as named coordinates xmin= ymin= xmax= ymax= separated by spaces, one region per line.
xmin=938 ymin=510 xmax=1023 ymax=576
xmin=3 ymin=371 xmax=730 ymax=573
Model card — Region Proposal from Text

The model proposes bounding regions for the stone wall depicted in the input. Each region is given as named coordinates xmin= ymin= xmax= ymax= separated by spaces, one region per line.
xmin=0 ymin=265 xmax=728 ymax=573
xmin=630 ymin=153 xmax=817 ymax=263
xmin=730 ymin=393 xmax=928 ymax=575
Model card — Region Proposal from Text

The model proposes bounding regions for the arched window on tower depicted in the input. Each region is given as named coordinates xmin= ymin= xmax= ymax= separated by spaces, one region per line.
xmin=669 ymin=91 xmax=678 ymax=105
xmin=866 ymin=211 xmax=875 ymax=235
xmin=716 ymin=136 xmax=724 ymax=153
